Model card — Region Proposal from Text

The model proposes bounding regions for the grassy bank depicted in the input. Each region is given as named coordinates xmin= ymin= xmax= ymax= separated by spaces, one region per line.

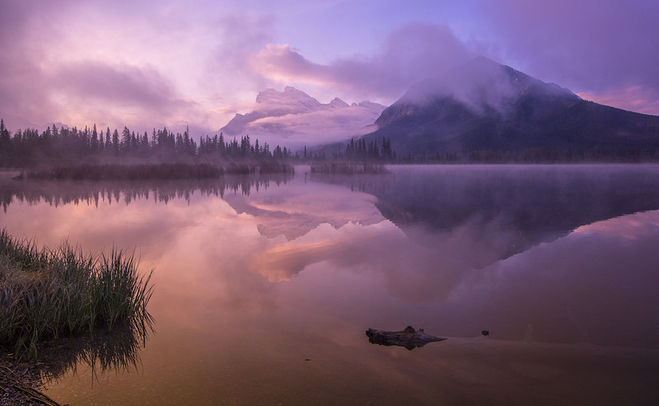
xmin=0 ymin=230 xmax=153 ymax=359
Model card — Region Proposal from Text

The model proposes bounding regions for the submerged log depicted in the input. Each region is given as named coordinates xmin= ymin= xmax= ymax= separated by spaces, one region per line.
xmin=365 ymin=326 xmax=446 ymax=350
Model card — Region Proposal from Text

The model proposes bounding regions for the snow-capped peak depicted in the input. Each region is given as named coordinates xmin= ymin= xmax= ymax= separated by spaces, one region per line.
xmin=328 ymin=97 xmax=349 ymax=108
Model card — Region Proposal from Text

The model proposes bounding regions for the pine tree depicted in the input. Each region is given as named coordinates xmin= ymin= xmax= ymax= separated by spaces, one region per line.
xmin=112 ymin=129 xmax=120 ymax=153
xmin=0 ymin=119 xmax=9 ymax=144
xmin=105 ymin=128 xmax=111 ymax=150
xmin=91 ymin=124 xmax=99 ymax=152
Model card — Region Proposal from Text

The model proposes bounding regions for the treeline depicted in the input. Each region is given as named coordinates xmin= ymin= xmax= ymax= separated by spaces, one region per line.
xmin=0 ymin=119 xmax=295 ymax=168
xmin=0 ymin=118 xmax=400 ymax=168
xmin=302 ymin=137 xmax=396 ymax=162
xmin=344 ymin=137 xmax=394 ymax=160
xmin=400 ymin=148 xmax=659 ymax=163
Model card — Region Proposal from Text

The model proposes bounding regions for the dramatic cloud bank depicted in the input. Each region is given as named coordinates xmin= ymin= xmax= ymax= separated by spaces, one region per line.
xmin=251 ymin=24 xmax=472 ymax=101
xmin=250 ymin=1 xmax=659 ymax=114
xmin=0 ymin=0 xmax=657 ymax=139
xmin=0 ymin=0 xmax=269 ymax=134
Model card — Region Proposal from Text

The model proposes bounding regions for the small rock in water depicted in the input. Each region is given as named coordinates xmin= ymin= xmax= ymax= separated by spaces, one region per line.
xmin=304 ymin=358 xmax=311 ymax=361
xmin=481 ymin=330 xmax=490 ymax=336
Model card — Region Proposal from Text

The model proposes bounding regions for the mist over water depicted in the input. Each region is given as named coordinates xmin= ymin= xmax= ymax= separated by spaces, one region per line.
xmin=1 ymin=165 xmax=658 ymax=405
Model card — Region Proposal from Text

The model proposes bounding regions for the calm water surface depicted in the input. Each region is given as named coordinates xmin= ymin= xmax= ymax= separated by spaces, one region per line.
xmin=1 ymin=165 xmax=659 ymax=405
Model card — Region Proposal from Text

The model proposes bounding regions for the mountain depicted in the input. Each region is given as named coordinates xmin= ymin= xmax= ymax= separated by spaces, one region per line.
xmin=220 ymin=86 xmax=385 ymax=148
xmin=364 ymin=57 xmax=659 ymax=160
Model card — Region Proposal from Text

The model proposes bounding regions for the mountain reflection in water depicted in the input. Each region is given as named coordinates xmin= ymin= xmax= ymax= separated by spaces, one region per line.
xmin=312 ymin=164 xmax=659 ymax=259
xmin=0 ymin=166 xmax=658 ymax=405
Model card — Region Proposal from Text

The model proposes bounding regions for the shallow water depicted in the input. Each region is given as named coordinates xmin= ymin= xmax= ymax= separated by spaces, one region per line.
xmin=1 ymin=165 xmax=659 ymax=405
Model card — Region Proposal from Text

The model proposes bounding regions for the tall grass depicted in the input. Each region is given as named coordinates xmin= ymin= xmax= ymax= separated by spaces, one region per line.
xmin=0 ymin=230 xmax=153 ymax=359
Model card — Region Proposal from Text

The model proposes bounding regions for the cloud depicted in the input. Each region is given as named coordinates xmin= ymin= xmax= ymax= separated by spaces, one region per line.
xmin=247 ymin=106 xmax=383 ymax=145
xmin=52 ymin=62 xmax=186 ymax=111
xmin=0 ymin=1 xmax=63 ymax=128
xmin=2 ymin=0 xmax=657 ymax=136
xmin=205 ymin=14 xmax=276 ymax=104
xmin=482 ymin=0 xmax=659 ymax=114
xmin=249 ymin=4 xmax=659 ymax=115
xmin=223 ymin=104 xmax=384 ymax=147
xmin=218 ymin=86 xmax=385 ymax=147
xmin=47 ymin=61 xmax=203 ymax=131
xmin=0 ymin=1 xmax=207 ymax=132
xmin=250 ymin=23 xmax=472 ymax=100
xmin=0 ymin=1 xmax=263 ymax=134
xmin=578 ymin=86 xmax=659 ymax=116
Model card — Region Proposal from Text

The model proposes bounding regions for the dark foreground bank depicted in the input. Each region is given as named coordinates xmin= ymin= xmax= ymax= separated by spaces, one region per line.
xmin=0 ymin=229 xmax=154 ymax=404
xmin=0 ymin=229 xmax=153 ymax=358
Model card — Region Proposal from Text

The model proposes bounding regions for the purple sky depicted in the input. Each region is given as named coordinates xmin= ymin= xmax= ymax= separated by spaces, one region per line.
xmin=1 ymin=0 xmax=657 ymax=134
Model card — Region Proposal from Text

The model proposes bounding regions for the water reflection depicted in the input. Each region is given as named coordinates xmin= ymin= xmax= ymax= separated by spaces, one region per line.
xmin=308 ymin=166 xmax=659 ymax=347
xmin=2 ymin=167 xmax=659 ymax=347
xmin=0 ymin=166 xmax=658 ymax=404
xmin=40 ymin=327 xmax=148 ymax=382
xmin=0 ymin=173 xmax=293 ymax=211
xmin=313 ymin=164 xmax=659 ymax=259
xmin=2 ymin=325 xmax=149 ymax=405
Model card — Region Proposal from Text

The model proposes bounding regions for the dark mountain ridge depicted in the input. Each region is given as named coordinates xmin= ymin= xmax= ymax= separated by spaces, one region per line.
xmin=364 ymin=57 xmax=659 ymax=160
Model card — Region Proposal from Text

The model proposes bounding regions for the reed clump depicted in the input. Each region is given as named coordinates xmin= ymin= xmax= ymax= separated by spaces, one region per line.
xmin=0 ymin=229 xmax=153 ymax=359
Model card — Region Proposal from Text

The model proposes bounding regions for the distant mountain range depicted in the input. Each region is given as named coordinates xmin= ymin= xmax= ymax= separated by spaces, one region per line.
xmin=220 ymin=86 xmax=384 ymax=148
xmin=363 ymin=57 xmax=659 ymax=160
xmin=222 ymin=58 xmax=659 ymax=160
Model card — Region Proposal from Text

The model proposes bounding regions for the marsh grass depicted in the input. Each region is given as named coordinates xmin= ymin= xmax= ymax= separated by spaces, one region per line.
xmin=0 ymin=229 xmax=153 ymax=359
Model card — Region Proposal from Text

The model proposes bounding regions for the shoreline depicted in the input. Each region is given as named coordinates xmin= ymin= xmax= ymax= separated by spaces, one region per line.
xmin=0 ymin=355 xmax=62 ymax=406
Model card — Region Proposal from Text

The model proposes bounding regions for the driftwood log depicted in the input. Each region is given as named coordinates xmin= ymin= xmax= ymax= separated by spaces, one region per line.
xmin=365 ymin=326 xmax=446 ymax=350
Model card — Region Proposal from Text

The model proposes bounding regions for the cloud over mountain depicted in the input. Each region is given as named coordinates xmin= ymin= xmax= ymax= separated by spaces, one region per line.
xmin=1 ymin=0 xmax=657 ymax=135
xmin=364 ymin=57 xmax=659 ymax=158
xmin=250 ymin=23 xmax=471 ymax=101
xmin=220 ymin=86 xmax=384 ymax=148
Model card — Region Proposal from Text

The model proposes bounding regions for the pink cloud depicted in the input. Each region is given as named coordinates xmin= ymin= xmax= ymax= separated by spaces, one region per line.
xmin=52 ymin=62 xmax=195 ymax=114
xmin=578 ymin=86 xmax=659 ymax=116
xmin=0 ymin=1 xmax=254 ymax=134
xmin=250 ymin=23 xmax=472 ymax=100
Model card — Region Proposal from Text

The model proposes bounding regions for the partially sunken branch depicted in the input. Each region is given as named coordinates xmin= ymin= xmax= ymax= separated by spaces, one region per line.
xmin=365 ymin=326 xmax=446 ymax=350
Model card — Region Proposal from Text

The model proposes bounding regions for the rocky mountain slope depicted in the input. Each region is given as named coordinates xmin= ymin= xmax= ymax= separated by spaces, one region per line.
xmin=363 ymin=57 xmax=659 ymax=160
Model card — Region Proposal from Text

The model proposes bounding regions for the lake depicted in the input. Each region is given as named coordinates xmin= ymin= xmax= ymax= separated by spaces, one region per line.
xmin=1 ymin=165 xmax=659 ymax=405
